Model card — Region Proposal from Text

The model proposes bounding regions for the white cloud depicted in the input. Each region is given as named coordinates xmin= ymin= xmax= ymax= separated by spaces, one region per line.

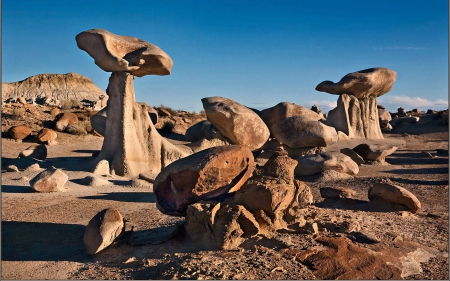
xmin=378 ymin=95 xmax=448 ymax=110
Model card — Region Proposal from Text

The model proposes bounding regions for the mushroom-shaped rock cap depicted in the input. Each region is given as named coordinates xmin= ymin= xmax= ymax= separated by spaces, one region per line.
xmin=75 ymin=29 xmax=173 ymax=77
xmin=315 ymin=67 xmax=396 ymax=99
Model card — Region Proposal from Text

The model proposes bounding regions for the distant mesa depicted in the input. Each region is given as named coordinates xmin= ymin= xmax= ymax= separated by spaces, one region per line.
xmin=1 ymin=72 xmax=107 ymax=109
xmin=75 ymin=29 xmax=173 ymax=77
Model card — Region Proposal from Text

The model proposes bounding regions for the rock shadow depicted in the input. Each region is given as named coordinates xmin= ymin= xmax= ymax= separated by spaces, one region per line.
xmin=1 ymin=221 xmax=91 ymax=262
xmin=1 ymin=185 xmax=33 ymax=193
xmin=389 ymin=177 xmax=449 ymax=185
xmin=72 ymin=149 xmax=99 ymax=154
xmin=79 ymin=191 xmax=156 ymax=203
xmin=383 ymin=167 xmax=449 ymax=174
xmin=315 ymin=198 xmax=409 ymax=213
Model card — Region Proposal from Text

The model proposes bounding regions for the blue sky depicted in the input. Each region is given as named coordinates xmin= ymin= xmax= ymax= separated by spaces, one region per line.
xmin=2 ymin=0 xmax=448 ymax=113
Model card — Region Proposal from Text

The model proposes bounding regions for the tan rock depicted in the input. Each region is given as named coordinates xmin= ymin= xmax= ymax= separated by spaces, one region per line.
xmin=295 ymin=152 xmax=359 ymax=177
xmin=154 ymin=145 xmax=254 ymax=216
xmin=37 ymin=128 xmax=57 ymax=142
xmin=271 ymin=116 xmax=338 ymax=149
xmin=76 ymin=29 xmax=173 ymax=77
xmin=320 ymin=186 xmax=357 ymax=199
xmin=202 ymin=96 xmax=270 ymax=151
xmin=18 ymin=144 xmax=47 ymax=160
xmin=259 ymin=102 xmax=321 ymax=131
xmin=29 ymin=167 xmax=68 ymax=192
xmin=18 ymin=97 xmax=27 ymax=104
xmin=353 ymin=143 xmax=398 ymax=162
xmin=55 ymin=112 xmax=78 ymax=132
xmin=369 ymin=183 xmax=421 ymax=213
xmin=340 ymin=148 xmax=365 ymax=165
xmin=83 ymin=208 xmax=124 ymax=255
xmin=50 ymin=108 xmax=61 ymax=116
xmin=8 ymin=125 xmax=31 ymax=140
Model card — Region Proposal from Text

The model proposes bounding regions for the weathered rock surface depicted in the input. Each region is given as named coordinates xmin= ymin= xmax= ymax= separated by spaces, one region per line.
xmin=90 ymin=106 xmax=107 ymax=136
xmin=352 ymin=143 xmax=398 ymax=163
xmin=259 ymin=102 xmax=321 ymax=131
xmin=76 ymin=29 xmax=173 ymax=77
xmin=340 ymin=148 xmax=365 ymax=165
xmin=154 ymin=145 xmax=254 ymax=216
xmin=390 ymin=116 xmax=420 ymax=127
xmin=80 ymin=175 xmax=111 ymax=187
xmin=8 ymin=125 xmax=31 ymax=140
xmin=202 ymin=96 xmax=270 ymax=151
xmin=378 ymin=108 xmax=392 ymax=122
xmin=29 ymin=167 xmax=68 ymax=192
xmin=185 ymin=120 xmax=215 ymax=142
xmin=18 ymin=144 xmax=47 ymax=160
xmin=185 ymin=202 xmax=259 ymax=250
xmin=2 ymin=73 xmax=107 ymax=106
xmin=55 ymin=112 xmax=79 ymax=132
xmin=295 ymin=152 xmax=359 ymax=177
xmin=83 ymin=208 xmax=124 ymax=255
xmin=320 ymin=186 xmax=357 ymax=199
xmin=271 ymin=116 xmax=338 ymax=149
xmin=369 ymin=183 xmax=421 ymax=213
xmin=315 ymin=67 xmax=397 ymax=99
xmin=36 ymin=128 xmax=57 ymax=143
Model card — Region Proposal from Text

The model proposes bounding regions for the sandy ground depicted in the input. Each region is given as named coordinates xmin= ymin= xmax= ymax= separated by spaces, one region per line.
xmin=1 ymin=120 xmax=449 ymax=279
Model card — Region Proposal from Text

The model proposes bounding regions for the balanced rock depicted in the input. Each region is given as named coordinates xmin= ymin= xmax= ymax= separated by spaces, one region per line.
xmin=154 ymin=145 xmax=254 ymax=216
xmin=368 ymin=183 xmax=421 ymax=213
xmin=37 ymin=128 xmax=57 ymax=142
xmin=353 ymin=143 xmax=398 ymax=163
xmin=8 ymin=125 xmax=31 ymax=141
xmin=271 ymin=116 xmax=338 ymax=149
xmin=202 ymin=96 xmax=270 ymax=151
xmin=18 ymin=144 xmax=47 ymax=160
xmin=83 ymin=208 xmax=124 ymax=255
xmin=295 ymin=152 xmax=359 ymax=177
xmin=55 ymin=112 xmax=78 ymax=132
xmin=259 ymin=102 xmax=321 ymax=132
xmin=29 ymin=166 xmax=68 ymax=192
xmin=185 ymin=202 xmax=259 ymax=250
xmin=315 ymin=67 xmax=397 ymax=99
xmin=76 ymin=29 xmax=173 ymax=77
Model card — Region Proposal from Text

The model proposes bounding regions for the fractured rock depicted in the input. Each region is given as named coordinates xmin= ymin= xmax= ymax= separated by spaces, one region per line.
xmin=271 ymin=116 xmax=338 ymax=149
xmin=83 ymin=208 xmax=124 ymax=255
xmin=202 ymin=96 xmax=270 ymax=151
xmin=369 ymin=183 xmax=421 ymax=213
xmin=295 ymin=152 xmax=359 ymax=177
xmin=154 ymin=145 xmax=254 ymax=216
xmin=29 ymin=166 xmax=68 ymax=192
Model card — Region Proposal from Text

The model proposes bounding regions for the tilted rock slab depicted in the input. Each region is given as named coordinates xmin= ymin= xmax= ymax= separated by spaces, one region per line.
xmin=154 ymin=145 xmax=254 ymax=216
xmin=76 ymin=29 xmax=173 ymax=77
xmin=259 ymin=102 xmax=322 ymax=132
xmin=84 ymin=208 xmax=124 ymax=255
xmin=29 ymin=166 xmax=68 ymax=192
xmin=202 ymin=96 xmax=270 ymax=151
xmin=352 ymin=143 xmax=398 ymax=163
xmin=316 ymin=68 xmax=397 ymax=140
xmin=294 ymin=152 xmax=359 ymax=177
xmin=368 ymin=183 xmax=421 ymax=213
xmin=271 ymin=115 xmax=338 ymax=149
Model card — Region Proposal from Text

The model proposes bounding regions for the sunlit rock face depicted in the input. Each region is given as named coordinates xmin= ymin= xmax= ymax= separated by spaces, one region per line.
xmin=76 ymin=29 xmax=173 ymax=77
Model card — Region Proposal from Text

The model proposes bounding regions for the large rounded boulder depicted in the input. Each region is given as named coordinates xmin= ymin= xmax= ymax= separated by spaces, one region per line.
xmin=153 ymin=145 xmax=254 ymax=216
xmin=259 ymin=102 xmax=322 ymax=131
xmin=201 ymin=96 xmax=270 ymax=151
xmin=271 ymin=116 xmax=338 ymax=149
xmin=295 ymin=152 xmax=359 ymax=177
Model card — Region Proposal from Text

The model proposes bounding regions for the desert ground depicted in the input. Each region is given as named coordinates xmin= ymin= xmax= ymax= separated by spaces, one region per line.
xmin=1 ymin=105 xmax=449 ymax=280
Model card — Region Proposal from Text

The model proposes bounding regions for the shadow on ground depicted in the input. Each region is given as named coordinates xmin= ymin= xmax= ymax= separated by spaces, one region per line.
xmin=78 ymin=192 xmax=156 ymax=203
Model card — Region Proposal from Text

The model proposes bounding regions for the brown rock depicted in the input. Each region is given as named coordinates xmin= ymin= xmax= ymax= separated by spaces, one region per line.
xmin=340 ymin=148 xmax=365 ymax=165
xmin=8 ymin=125 xmax=31 ymax=140
xmin=50 ymin=108 xmax=61 ymax=116
xmin=157 ymin=107 xmax=172 ymax=117
xmin=295 ymin=152 xmax=359 ymax=177
xmin=154 ymin=145 xmax=254 ymax=216
xmin=369 ymin=183 xmax=421 ymax=213
xmin=29 ymin=166 xmax=68 ymax=192
xmin=259 ymin=102 xmax=321 ymax=131
xmin=202 ymin=96 xmax=270 ymax=151
xmin=353 ymin=143 xmax=398 ymax=162
xmin=83 ymin=208 xmax=124 ymax=255
xmin=18 ymin=97 xmax=27 ymax=104
xmin=320 ymin=186 xmax=357 ymax=199
xmin=55 ymin=112 xmax=78 ymax=132
xmin=37 ymin=128 xmax=57 ymax=142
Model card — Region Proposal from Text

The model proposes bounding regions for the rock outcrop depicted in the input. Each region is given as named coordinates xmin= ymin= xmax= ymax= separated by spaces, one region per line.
xmin=2 ymin=72 xmax=107 ymax=107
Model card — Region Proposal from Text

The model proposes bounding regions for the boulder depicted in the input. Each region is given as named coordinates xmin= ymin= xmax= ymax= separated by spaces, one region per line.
xmin=80 ymin=175 xmax=111 ymax=187
xmin=8 ymin=125 xmax=31 ymax=140
xmin=340 ymin=148 xmax=365 ymax=165
xmin=91 ymin=106 xmax=107 ymax=136
xmin=390 ymin=116 xmax=420 ymax=127
xmin=18 ymin=144 xmax=47 ymax=160
xmin=320 ymin=186 xmax=357 ymax=199
xmin=185 ymin=202 xmax=259 ymax=250
xmin=37 ymin=128 xmax=57 ymax=143
xmin=154 ymin=145 xmax=254 ymax=216
xmin=378 ymin=108 xmax=392 ymax=122
xmin=271 ymin=116 xmax=338 ymax=149
xmin=259 ymin=102 xmax=321 ymax=131
xmin=352 ymin=143 xmax=398 ymax=163
xmin=202 ymin=96 xmax=270 ymax=151
xmin=315 ymin=67 xmax=397 ymax=99
xmin=76 ymin=29 xmax=173 ymax=77
xmin=368 ymin=183 xmax=421 ymax=213
xmin=185 ymin=120 xmax=214 ymax=142
xmin=29 ymin=167 xmax=68 ymax=192
xmin=55 ymin=112 xmax=78 ymax=132
xmin=83 ymin=208 xmax=124 ymax=255
xmin=295 ymin=152 xmax=359 ymax=177
xmin=6 ymin=165 xmax=19 ymax=172
xmin=18 ymin=97 xmax=27 ymax=104
xmin=50 ymin=108 xmax=61 ymax=116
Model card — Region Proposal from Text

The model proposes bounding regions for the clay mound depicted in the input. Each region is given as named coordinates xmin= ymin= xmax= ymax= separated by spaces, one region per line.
xmin=2 ymin=72 xmax=106 ymax=103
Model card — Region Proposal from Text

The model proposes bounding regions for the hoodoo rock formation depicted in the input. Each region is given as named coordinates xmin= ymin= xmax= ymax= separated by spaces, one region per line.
xmin=316 ymin=67 xmax=397 ymax=139
xmin=76 ymin=28 xmax=190 ymax=177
